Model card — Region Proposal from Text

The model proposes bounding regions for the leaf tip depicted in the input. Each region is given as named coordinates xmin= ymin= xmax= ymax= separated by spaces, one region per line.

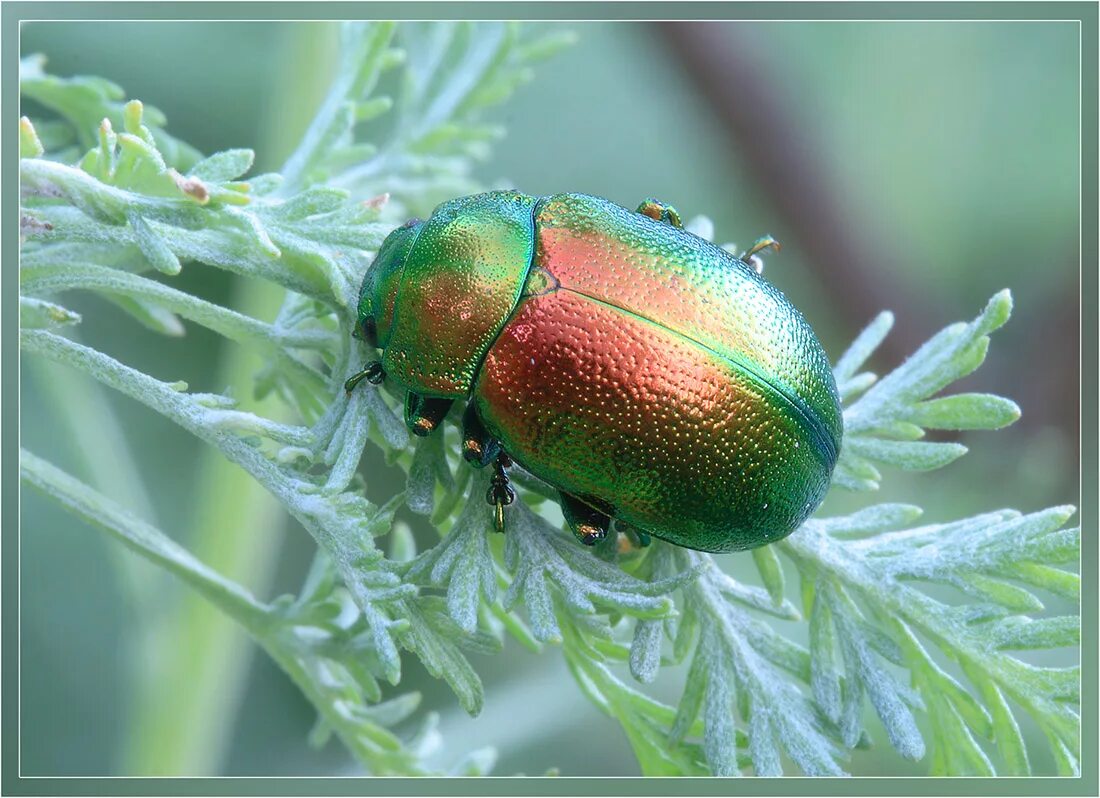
xmin=19 ymin=116 xmax=44 ymax=158
xmin=1050 ymin=504 xmax=1078 ymax=524
xmin=171 ymin=169 xmax=210 ymax=203
xmin=979 ymin=289 xmax=1013 ymax=334
xmin=122 ymin=99 xmax=145 ymax=134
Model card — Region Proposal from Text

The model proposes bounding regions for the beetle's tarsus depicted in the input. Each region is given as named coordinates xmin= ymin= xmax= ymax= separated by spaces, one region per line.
xmin=636 ymin=198 xmax=683 ymax=228
xmin=487 ymin=457 xmax=515 ymax=534
xmin=741 ymin=235 xmax=781 ymax=274
xmin=560 ymin=492 xmax=612 ymax=546
xmin=404 ymin=393 xmax=454 ymax=436
xmin=462 ymin=403 xmax=502 ymax=466
xmin=344 ymin=361 xmax=385 ymax=394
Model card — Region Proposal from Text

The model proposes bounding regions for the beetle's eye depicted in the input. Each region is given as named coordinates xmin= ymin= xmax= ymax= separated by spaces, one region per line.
xmin=399 ymin=217 xmax=422 ymax=230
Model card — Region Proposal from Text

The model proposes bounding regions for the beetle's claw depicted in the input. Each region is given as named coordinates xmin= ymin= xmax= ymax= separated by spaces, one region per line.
xmin=486 ymin=457 xmax=515 ymax=534
xmin=345 ymin=361 xmax=385 ymax=394
xmin=636 ymin=198 xmax=683 ymax=228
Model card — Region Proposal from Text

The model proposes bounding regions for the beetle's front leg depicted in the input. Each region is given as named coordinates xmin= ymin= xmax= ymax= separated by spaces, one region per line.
xmin=404 ymin=393 xmax=454 ymax=436
xmin=560 ymin=492 xmax=612 ymax=546
xmin=344 ymin=360 xmax=385 ymax=393
xmin=636 ymin=197 xmax=683 ymax=228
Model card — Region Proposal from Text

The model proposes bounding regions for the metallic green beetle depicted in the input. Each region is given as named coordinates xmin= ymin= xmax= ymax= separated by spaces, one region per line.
xmin=347 ymin=190 xmax=842 ymax=553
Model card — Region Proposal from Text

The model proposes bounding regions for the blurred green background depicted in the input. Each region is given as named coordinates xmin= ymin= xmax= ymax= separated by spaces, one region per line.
xmin=20 ymin=21 xmax=1079 ymax=777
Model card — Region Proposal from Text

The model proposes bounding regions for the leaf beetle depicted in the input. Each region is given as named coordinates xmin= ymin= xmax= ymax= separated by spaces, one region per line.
xmin=347 ymin=191 xmax=842 ymax=553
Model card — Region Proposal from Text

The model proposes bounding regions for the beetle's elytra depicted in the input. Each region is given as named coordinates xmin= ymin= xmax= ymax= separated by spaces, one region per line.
xmin=348 ymin=191 xmax=843 ymax=553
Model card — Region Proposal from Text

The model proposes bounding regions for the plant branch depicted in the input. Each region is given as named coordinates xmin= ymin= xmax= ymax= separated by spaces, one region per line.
xmin=21 ymin=450 xmax=270 ymax=632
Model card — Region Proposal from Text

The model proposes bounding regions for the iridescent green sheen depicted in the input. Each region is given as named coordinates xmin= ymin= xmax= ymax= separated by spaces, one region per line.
xmin=473 ymin=289 xmax=832 ymax=551
xmin=380 ymin=191 xmax=537 ymax=397
xmin=531 ymin=193 xmax=841 ymax=457
xmin=355 ymin=190 xmax=843 ymax=552
xmin=357 ymin=220 xmax=421 ymax=347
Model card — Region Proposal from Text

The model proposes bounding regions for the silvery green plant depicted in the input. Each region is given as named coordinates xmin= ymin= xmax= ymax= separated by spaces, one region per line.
xmin=19 ymin=22 xmax=1079 ymax=777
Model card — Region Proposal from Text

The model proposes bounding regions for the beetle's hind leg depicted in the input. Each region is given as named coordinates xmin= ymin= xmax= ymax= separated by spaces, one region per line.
xmin=636 ymin=198 xmax=683 ymax=228
xmin=560 ymin=492 xmax=612 ymax=546
xmin=404 ymin=393 xmax=454 ymax=437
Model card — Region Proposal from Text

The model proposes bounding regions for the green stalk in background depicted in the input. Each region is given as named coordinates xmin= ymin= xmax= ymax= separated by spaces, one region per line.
xmin=119 ymin=280 xmax=289 ymax=775
xmin=29 ymin=357 xmax=170 ymax=772
xmin=120 ymin=24 xmax=339 ymax=775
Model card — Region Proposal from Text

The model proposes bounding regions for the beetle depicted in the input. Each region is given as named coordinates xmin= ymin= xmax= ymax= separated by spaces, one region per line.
xmin=345 ymin=191 xmax=842 ymax=553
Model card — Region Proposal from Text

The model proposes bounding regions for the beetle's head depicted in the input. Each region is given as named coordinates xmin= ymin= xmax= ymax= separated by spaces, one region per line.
xmin=355 ymin=217 xmax=424 ymax=349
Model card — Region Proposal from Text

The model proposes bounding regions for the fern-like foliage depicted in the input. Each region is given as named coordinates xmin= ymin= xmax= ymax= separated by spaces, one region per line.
xmin=660 ymin=291 xmax=1079 ymax=776
xmin=18 ymin=22 xmax=1078 ymax=777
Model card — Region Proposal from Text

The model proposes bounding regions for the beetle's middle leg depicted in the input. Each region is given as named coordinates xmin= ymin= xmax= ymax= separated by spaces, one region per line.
xmin=462 ymin=404 xmax=516 ymax=533
xmin=461 ymin=402 xmax=502 ymax=467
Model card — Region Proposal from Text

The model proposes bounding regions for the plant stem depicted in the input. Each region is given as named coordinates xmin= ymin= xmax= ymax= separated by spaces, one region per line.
xmin=28 ymin=355 xmax=176 ymax=775
xmin=22 ymin=449 xmax=434 ymax=775
xmin=118 ymin=22 xmax=343 ymax=776
xmin=119 ymin=279 xmax=290 ymax=775
xmin=20 ymin=450 xmax=272 ymax=631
